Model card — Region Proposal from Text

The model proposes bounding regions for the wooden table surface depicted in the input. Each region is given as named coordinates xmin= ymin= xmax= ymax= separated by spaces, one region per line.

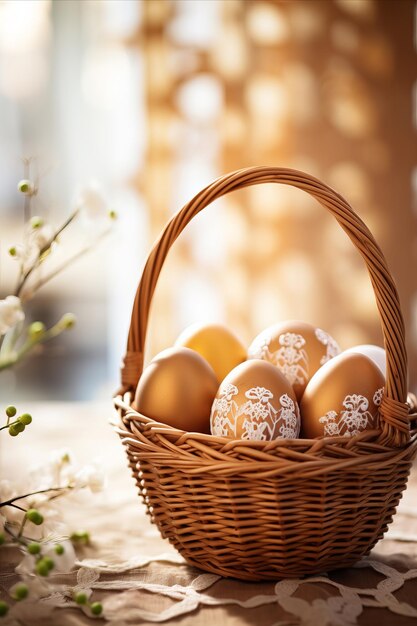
xmin=1 ymin=402 xmax=417 ymax=626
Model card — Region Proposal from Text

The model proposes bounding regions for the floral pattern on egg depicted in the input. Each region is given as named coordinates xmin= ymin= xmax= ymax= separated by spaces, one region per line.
xmin=315 ymin=328 xmax=341 ymax=365
xmin=318 ymin=389 xmax=384 ymax=438
xmin=210 ymin=360 xmax=301 ymax=441
xmin=211 ymin=384 xmax=299 ymax=440
xmin=300 ymin=351 xmax=385 ymax=439
xmin=248 ymin=321 xmax=341 ymax=401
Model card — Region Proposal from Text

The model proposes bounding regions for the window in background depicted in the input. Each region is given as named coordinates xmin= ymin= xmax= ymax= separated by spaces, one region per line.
xmin=0 ymin=0 xmax=145 ymax=400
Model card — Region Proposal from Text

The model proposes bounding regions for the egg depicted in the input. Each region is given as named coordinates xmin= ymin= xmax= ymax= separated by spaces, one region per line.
xmin=210 ymin=359 xmax=300 ymax=440
xmin=133 ymin=347 xmax=218 ymax=433
xmin=248 ymin=321 xmax=340 ymax=401
xmin=300 ymin=352 xmax=385 ymax=439
xmin=343 ymin=344 xmax=386 ymax=378
xmin=175 ymin=322 xmax=247 ymax=382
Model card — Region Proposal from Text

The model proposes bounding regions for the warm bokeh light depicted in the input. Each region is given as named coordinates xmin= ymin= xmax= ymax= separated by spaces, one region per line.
xmin=0 ymin=0 xmax=416 ymax=401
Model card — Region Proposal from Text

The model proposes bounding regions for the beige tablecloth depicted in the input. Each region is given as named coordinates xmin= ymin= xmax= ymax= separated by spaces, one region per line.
xmin=1 ymin=402 xmax=417 ymax=625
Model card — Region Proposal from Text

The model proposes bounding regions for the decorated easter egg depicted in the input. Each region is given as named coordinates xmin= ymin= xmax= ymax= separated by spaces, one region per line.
xmin=175 ymin=322 xmax=247 ymax=382
xmin=248 ymin=321 xmax=340 ymax=401
xmin=300 ymin=352 xmax=385 ymax=439
xmin=343 ymin=344 xmax=386 ymax=378
xmin=133 ymin=347 xmax=218 ymax=433
xmin=210 ymin=359 xmax=300 ymax=440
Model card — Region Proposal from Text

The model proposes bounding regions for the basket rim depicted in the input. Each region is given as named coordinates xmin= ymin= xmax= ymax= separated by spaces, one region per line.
xmin=113 ymin=393 xmax=417 ymax=478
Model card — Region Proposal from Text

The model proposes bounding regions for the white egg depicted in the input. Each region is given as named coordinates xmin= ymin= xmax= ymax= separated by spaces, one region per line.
xmin=343 ymin=345 xmax=386 ymax=379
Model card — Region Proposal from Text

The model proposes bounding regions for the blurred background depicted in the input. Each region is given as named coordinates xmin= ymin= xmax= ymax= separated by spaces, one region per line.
xmin=0 ymin=0 xmax=416 ymax=401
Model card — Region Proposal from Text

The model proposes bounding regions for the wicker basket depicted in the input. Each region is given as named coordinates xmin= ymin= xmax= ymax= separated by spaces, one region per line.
xmin=114 ymin=166 xmax=417 ymax=581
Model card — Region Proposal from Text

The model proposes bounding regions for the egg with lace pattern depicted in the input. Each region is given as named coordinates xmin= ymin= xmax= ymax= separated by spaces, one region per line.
xmin=210 ymin=359 xmax=300 ymax=440
xmin=248 ymin=321 xmax=340 ymax=401
xmin=300 ymin=351 xmax=385 ymax=439
xmin=133 ymin=347 xmax=218 ymax=433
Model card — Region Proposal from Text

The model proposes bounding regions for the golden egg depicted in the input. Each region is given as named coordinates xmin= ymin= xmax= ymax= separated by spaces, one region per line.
xmin=300 ymin=352 xmax=385 ymax=439
xmin=175 ymin=322 xmax=247 ymax=383
xmin=248 ymin=320 xmax=340 ymax=401
xmin=343 ymin=344 xmax=386 ymax=378
xmin=133 ymin=347 xmax=219 ymax=433
xmin=210 ymin=359 xmax=300 ymax=440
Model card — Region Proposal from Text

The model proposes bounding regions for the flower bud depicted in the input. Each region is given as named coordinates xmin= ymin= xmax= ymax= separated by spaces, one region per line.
xmin=19 ymin=413 xmax=32 ymax=425
xmin=18 ymin=180 xmax=34 ymax=195
xmin=5 ymin=406 xmax=17 ymax=418
xmin=90 ymin=602 xmax=103 ymax=616
xmin=10 ymin=583 xmax=29 ymax=601
xmin=26 ymin=509 xmax=44 ymax=525
xmin=28 ymin=322 xmax=46 ymax=339
xmin=8 ymin=424 xmax=19 ymax=437
xmin=27 ymin=542 xmax=41 ymax=555
xmin=43 ymin=556 xmax=55 ymax=571
xmin=8 ymin=246 xmax=17 ymax=257
xmin=108 ymin=209 xmax=117 ymax=220
xmin=35 ymin=559 xmax=50 ymax=577
xmin=54 ymin=543 xmax=65 ymax=555
xmin=14 ymin=422 xmax=25 ymax=434
xmin=58 ymin=313 xmax=76 ymax=330
xmin=30 ymin=215 xmax=44 ymax=229
xmin=70 ymin=530 xmax=90 ymax=545
xmin=74 ymin=592 xmax=88 ymax=605
xmin=0 ymin=600 xmax=9 ymax=617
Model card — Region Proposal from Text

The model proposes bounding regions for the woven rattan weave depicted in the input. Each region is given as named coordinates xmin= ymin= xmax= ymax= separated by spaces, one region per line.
xmin=114 ymin=167 xmax=417 ymax=581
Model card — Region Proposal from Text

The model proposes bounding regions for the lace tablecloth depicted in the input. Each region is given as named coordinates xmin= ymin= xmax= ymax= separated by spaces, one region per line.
xmin=1 ymin=402 xmax=417 ymax=626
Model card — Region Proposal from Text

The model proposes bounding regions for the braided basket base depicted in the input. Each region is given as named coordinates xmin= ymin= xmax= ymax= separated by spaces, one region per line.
xmin=114 ymin=395 xmax=417 ymax=582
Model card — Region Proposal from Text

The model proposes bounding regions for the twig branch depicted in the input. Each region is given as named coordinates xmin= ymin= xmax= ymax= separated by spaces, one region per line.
xmin=15 ymin=210 xmax=79 ymax=298
xmin=0 ymin=486 xmax=69 ymax=508
xmin=20 ymin=227 xmax=112 ymax=302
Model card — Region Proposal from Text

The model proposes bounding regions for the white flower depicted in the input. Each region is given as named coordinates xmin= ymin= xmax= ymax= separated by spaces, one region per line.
xmin=76 ymin=182 xmax=109 ymax=221
xmin=0 ymin=296 xmax=25 ymax=336
xmin=29 ymin=448 xmax=75 ymax=490
xmin=30 ymin=224 xmax=53 ymax=251
xmin=44 ymin=538 xmax=76 ymax=573
xmin=73 ymin=461 xmax=105 ymax=493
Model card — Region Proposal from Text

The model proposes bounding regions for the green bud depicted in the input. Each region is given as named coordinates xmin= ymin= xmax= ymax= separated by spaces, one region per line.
xmin=0 ymin=533 xmax=5 ymax=545
xmin=8 ymin=424 xmax=19 ymax=437
xmin=35 ymin=559 xmax=50 ymax=577
xmin=30 ymin=215 xmax=43 ymax=229
xmin=54 ymin=543 xmax=65 ymax=555
xmin=5 ymin=406 xmax=17 ymax=418
xmin=27 ymin=542 xmax=41 ymax=555
xmin=26 ymin=509 xmax=44 ymax=525
xmin=74 ymin=591 xmax=88 ymax=605
xmin=18 ymin=179 xmax=34 ymax=195
xmin=58 ymin=313 xmax=76 ymax=330
xmin=0 ymin=600 xmax=9 ymax=617
xmin=28 ymin=321 xmax=46 ymax=339
xmin=62 ymin=453 xmax=70 ymax=463
xmin=8 ymin=246 xmax=17 ymax=257
xmin=70 ymin=530 xmax=90 ymax=545
xmin=11 ymin=583 xmax=29 ymax=601
xmin=90 ymin=602 xmax=103 ymax=616
xmin=108 ymin=209 xmax=117 ymax=220
xmin=14 ymin=421 xmax=25 ymax=433
xmin=19 ymin=413 xmax=32 ymax=425
xmin=43 ymin=556 xmax=54 ymax=571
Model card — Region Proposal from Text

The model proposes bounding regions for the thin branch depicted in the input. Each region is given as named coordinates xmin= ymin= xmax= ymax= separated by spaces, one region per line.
xmin=0 ymin=485 xmax=69 ymax=508
xmin=6 ymin=502 xmax=27 ymax=513
xmin=15 ymin=210 xmax=79 ymax=298
xmin=20 ymin=227 xmax=112 ymax=302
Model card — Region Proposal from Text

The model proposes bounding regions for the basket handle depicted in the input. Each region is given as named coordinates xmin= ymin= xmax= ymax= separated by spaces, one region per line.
xmin=120 ymin=166 xmax=410 ymax=447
